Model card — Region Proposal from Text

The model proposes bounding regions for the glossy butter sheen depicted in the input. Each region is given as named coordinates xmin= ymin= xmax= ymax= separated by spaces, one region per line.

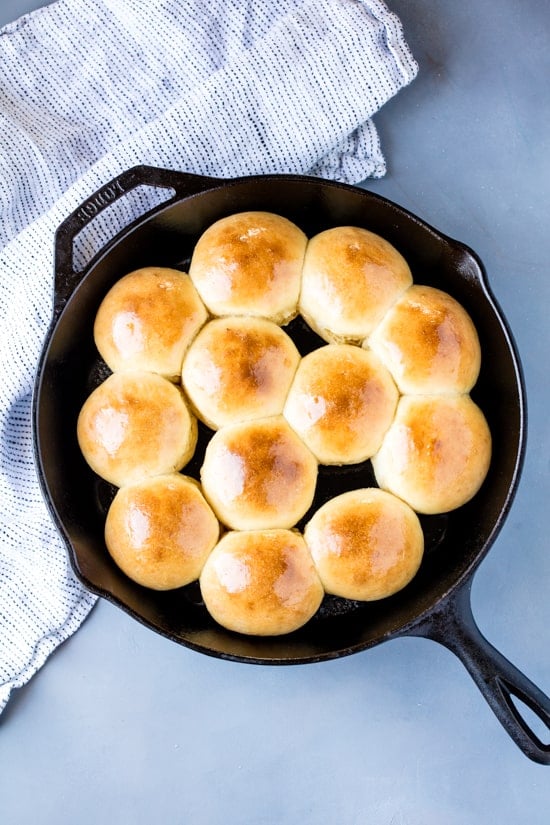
xmin=367 ymin=284 xmax=481 ymax=394
xmin=181 ymin=316 xmax=300 ymax=429
xmin=299 ymin=226 xmax=413 ymax=343
xmin=76 ymin=371 xmax=197 ymax=487
xmin=199 ymin=529 xmax=324 ymax=635
xmin=105 ymin=474 xmax=219 ymax=590
xmin=304 ymin=488 xmax=424 ymax=601
xmin=372 ymin=394 xmax=492 ymax=514
xmin=188 ymin=211 xmax=307 ymax=323
xmin=283 ymin=344 xmax=398 ymax=464
xmin=200 ymin=416 xmax=318 ymax=530
xmin=93 ymin=266 xmax=207 ymax=380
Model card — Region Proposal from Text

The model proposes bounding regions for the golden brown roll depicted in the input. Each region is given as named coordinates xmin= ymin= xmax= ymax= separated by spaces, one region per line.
xmin=199 ymin=529 xmax=324 ymax=635
xmin=188 ymin=211 xmax=307 ymax=324
xmin=77 ymin=371 xmax=197 ymax=487
xmin=200 ymin=416 xmax=318 ymax=530
xmin=181 ymin=316 xmax=300 ymax=429
xmin=371 ymin=394 xmax=492 ymax=514
xmin=367 ymin=284 xmax=481 ymax=394
xmin=304 ymin=488 xmax=424 ymax=600
xmin=93 ymin=267 xmax=207 ymax=381
xmin=283 ymin=344 xmax=399 ymax=465
xmin=105 ymin=474 xmax=219 ymax=590
xmin=299 ymin=226 xmax=412 ymax=343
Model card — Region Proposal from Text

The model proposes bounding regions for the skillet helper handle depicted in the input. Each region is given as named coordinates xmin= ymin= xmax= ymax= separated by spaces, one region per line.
xmin=411 ymin=583 xmax=550 ymax=764
xmin=53 ymin=164 xmax=219 ymax=314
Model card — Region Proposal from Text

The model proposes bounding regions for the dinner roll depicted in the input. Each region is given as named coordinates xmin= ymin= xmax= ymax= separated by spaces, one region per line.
xmin=200 ymin=529 xmax=324 ymax=635
xmin=200 ymin=416 xmax=318 ymax=530
xmin=372 ymin=394 xmax=492 ymax=514
xmin=283 ymin=344 xmax=398 ymax=465
xmin=93 ymin=267 xmax=207 ymax=380
xmin=188 ymin=211 xmax=307 ymax=323
xmin=105 ymin=474 xmax=219 ymax=590
xmin=77 ymin=371 xmax=197 ymax=487
xmin=181 ymin=316 xmax=300 ymax=429
xmin=367 ymin=284 xmax=481 ymax=394
xmin=304 ymin=488 xmax=424 ymax=600
xmin=299 ymin=226 xmax=412 ymax=343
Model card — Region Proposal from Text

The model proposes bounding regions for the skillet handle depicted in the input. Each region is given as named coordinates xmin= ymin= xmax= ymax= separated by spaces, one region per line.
xmin=409 ymin=582 xmax=550 ymax=764
xmin=53 ymin=164 xmax=220 ymax=316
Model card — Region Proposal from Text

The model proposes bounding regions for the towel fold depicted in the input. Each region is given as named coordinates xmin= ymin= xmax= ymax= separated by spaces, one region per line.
xmin=0 ymin=0 xmax=417 ymax=712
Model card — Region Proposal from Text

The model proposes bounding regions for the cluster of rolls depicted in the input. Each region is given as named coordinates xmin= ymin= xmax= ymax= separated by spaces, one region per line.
xmin=77 ymin=210 xmax=492 ymax=637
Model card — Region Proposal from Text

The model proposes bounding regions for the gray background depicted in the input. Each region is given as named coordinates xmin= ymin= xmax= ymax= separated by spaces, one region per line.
xmin=1 ymin=1 xmax=550 ymax=822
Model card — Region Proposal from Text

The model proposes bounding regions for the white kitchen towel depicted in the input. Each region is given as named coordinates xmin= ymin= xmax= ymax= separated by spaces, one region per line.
xmin=0 ymin=0 xmax=417 ymax=712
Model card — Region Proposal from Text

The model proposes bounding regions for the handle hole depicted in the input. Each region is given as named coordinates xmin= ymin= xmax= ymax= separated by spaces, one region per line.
xmin=72 ymin=184 xmax=175 ymax=272
xmin=505 ymin=685 xmax=550 ymax=748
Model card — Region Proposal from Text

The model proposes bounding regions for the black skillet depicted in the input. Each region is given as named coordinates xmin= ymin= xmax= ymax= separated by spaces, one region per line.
xmin=33 ymin=165 xmax=550 ymax=763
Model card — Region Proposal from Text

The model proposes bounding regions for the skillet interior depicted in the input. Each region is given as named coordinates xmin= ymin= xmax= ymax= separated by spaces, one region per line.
xmin=34 ymin=176 xmax=524 ymax=663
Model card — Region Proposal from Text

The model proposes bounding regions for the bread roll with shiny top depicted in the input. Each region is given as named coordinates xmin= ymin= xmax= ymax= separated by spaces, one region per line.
xmin=181 ymin=316 xmax=300 ymax=429
xmin=283 ymin=344 xmax=398 ymax=464
xmin=105 ymin=474 xmax=219 ymax=590
xmin=304 ymin=488 xmax=424 ymax=600
xmin=367 ymin=284 xmax=481 ymax=394
xmin=299 ymin=226 xmax=412 ymax=343
xmin=188 ymin=211 xmax=307 ymax=323
xmin=77 ymin=371 xmax=197 ymax=487
xmin=372 ymin=394 xmax=492 ymax=514
xmin=93 ymin=267 xmax=207 ymax=380
xmin=200 ymin=416 xmax=318 ymax=530
xmin=199 ymin=529 xmax=324 ymax=635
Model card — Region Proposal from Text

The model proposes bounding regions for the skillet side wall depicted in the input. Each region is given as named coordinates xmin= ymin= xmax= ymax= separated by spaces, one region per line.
xmin=35 ymin=177 xmax=523 ymax=663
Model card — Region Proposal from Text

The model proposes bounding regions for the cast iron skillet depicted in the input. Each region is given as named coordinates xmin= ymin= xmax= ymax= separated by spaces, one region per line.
xmin=33 ymin=165 xmax=550 ymax=763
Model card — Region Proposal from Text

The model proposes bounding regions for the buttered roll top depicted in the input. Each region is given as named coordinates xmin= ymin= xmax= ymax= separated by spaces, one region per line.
xmin=105 ymin=474 xmax=220 ymax=590
xmin=304 ymin=488 xmax=424 ymax=601
xmin=188 ymin=211 xmax=307 ymax=324
xmin=199 ymin=529 xmax=324 ymax=636
xmin=77 ymin=370 xmax=197 ymax=488
xmin=283 ymin=344 xmax=398 ymax=465
xmin=299 ymin=226 xmax=413 ymax=344
xmin=367 ymin=284 xmax=481 ymax=395
xmin=200 ymin=416 xmax=318 ymax=531
xmin=371 ymin=394 xmax=492 ymax=515
xmin=182 ymin=316 xmax=300 ymax=430
xmin=93 ymin=266 xmax=207 ymax=381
